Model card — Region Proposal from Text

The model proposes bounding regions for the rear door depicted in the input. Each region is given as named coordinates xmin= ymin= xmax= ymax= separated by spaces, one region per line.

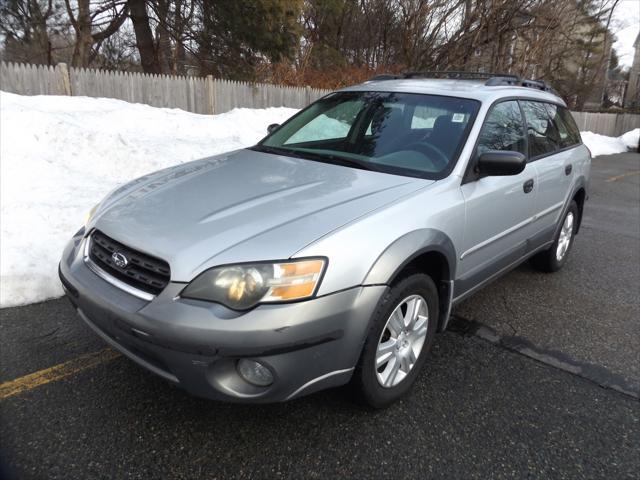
xmin=457 ymin=100 xmax=537 ymax=297
xmin=520 ymin=101 xmax=576 ymax=244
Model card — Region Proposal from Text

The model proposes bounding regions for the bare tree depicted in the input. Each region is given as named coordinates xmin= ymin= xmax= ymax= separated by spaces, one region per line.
xmin=63 ymin=0 xmax=129 ymax=67
xmin=0 ymin=0 xmax=61 ymax=64
xmin=127 ymin=0 xmax=159 ymax=73
xmin=0 ymin=0 xmax=622 ymax=108
xmin=147 ymin=0 xmax=196 ymax=74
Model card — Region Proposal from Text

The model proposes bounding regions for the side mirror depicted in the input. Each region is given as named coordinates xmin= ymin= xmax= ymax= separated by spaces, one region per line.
xmin=267 ymin=123 xmax=280 ymax=134
xmin=476 ymin=150 xmax=526 ymax=177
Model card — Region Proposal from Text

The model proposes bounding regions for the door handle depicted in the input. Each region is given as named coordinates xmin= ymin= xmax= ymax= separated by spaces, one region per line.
xmin=565 ymin=164 xmax=573 ymax=175
xmin=523 ymin=179 xmax=534 ymax=193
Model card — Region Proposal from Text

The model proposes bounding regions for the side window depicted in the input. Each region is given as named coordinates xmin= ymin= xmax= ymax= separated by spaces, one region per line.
xmin=544 ymin=104 xmax=581 ymax=149
xmin=557 ymin=106 xmax=582 ymax=146
xmin=521 ymin=101 xmax=560 ymax=158
xmin=286 ymin=100 xmax=363 ymax=144
xmin=476 ymin=101 xmax=526 ymax=156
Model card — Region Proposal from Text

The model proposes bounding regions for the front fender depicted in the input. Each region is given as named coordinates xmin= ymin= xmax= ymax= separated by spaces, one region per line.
xmin=363 ymin=229 xmax=457 ymax=286
xmin=362 ymin=229 xmax=457 ymax=332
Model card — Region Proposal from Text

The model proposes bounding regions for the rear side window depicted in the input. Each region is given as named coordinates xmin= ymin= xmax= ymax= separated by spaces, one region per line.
xmin=476 ymin=100 xmax=526 ymax=156
xmin=521 ymin=101 xmax=560 ymax=158
xmin=554 ymin=106 xmax=582 ymax=147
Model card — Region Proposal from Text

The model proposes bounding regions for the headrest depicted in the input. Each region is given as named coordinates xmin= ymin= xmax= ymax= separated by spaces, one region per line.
xmin=371 ymin=106 xmax=404 ymax=135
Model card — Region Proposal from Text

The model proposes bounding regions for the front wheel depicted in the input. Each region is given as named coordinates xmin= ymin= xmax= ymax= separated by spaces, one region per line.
xmin=531 ymin=200 xmax=579 ymax=272
xmin=352 ymin=273 xmax=438 ymax=408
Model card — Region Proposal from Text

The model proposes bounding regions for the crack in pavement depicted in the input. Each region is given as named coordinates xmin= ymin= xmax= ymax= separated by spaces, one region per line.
xmin=499 ymin=293 xmax=519 ymax=336
xmin=447 ymin=315 xmax=639 ymax=400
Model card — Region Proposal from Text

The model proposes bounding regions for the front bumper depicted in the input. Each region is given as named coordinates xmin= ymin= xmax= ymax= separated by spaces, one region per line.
xmin=60 ymin=231 xmax=386 ymax=402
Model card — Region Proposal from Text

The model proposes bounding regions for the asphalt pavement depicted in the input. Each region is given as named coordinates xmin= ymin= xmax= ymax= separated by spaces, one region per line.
xmin=1 ymin=152 xmax=639 ymax=479
xmin=455 ymin=152 xmax=640 ymax=393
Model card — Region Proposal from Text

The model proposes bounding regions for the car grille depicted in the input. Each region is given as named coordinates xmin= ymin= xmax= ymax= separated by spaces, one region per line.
xmin=88 ymin=230 xmax=171 ymax=296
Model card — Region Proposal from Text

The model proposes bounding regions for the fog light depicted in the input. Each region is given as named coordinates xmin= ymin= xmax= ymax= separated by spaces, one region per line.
xmin=237 ymin=359 xmax=274 ymax=387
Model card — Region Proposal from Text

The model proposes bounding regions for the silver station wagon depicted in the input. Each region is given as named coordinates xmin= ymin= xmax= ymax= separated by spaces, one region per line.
xmin=60 ymin=72 xmax=590 ymax=407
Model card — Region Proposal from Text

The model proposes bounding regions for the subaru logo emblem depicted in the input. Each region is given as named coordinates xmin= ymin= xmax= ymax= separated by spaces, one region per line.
xmin=112 ymin=252 xmax=128 ymax=268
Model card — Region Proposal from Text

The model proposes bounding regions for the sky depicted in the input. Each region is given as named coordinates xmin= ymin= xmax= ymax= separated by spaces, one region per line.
xmin=612 ymin=0 xmax=640 ymax=69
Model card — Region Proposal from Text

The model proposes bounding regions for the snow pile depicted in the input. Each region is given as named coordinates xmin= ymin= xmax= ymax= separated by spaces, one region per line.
xmin=620 ymin=128 xmax=640 ymax=150
xmin=581 ymin=128 xmax=639 ymax=157
xmin=0 ymin=91 xmax=297 ymax=307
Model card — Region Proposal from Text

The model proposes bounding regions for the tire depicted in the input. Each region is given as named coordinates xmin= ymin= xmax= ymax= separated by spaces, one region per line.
xmin=530 ymin=200 xmax=579 ymax=272
xmin=352 ymin=272 xmax=438 ymax=408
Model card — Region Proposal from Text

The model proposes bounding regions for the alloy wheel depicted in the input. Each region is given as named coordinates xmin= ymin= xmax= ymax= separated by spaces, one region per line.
xmin=556 ymin=211 xmax=574 ymax=261
xmin=375 ymin=295 xmax=429 ymax=388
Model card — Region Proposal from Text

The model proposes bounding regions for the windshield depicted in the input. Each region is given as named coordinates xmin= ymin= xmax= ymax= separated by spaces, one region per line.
xmin=255 ymin=91 xmax=480 ymax=179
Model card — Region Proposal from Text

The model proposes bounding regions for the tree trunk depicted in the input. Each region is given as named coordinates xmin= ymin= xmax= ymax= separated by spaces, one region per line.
xmin=28 ymin=0 xmax=53 ymax=65
xmin=172 ymin=0 xmax=190 ymax=75
xmin=128 ymin=0 xmax=160 ymax=74
xmin=71 ymin=0 xmax=93 ymax=67
xmin=155 ymin=0 xmax=172 ymax=73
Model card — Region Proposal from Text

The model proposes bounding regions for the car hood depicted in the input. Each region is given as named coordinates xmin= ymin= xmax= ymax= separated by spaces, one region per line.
xmin=91 ymin=149 xmax=430 ymax=281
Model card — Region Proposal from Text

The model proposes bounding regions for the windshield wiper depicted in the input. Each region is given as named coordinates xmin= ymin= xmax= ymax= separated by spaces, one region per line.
xmin=287 ymin=148 xmax=379 ymax=172
xmin=252 ymin=145 xmax=378 ymax=172
xmin=251 ymin=145 xmax=321 ymax=162
xmin=309 ymin=153 xmax=377 ymax=172
xmin=251 ymin=145 xmax=291 ymax=157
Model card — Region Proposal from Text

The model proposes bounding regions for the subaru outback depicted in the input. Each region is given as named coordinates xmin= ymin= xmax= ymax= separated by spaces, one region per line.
xmin=59 ymin=72 xmax=590 ymax=407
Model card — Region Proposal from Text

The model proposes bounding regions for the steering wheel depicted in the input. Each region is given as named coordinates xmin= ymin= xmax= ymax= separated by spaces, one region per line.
xmin=404 ymin=142 xmax=449 ymax=170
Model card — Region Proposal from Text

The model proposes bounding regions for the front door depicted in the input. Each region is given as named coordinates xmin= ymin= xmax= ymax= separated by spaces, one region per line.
xmin=456 ymin=100 xmax=537 ymax=298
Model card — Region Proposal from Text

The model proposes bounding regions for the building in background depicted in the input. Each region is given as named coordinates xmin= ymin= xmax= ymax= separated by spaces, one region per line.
xmin=623 ymin=33 xmax=640 ymax=109
xmin=459 ymin=1 xmax=613 ymax=110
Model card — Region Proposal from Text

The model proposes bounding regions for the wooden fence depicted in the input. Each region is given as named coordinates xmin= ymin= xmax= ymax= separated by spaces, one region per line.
xmin=1 ymin=61 xmax=638 ymax=136
xmin=571 ymin=111 xmax=639 ymax=137
xmin=0 ymin=62 xmax=330 ymax=114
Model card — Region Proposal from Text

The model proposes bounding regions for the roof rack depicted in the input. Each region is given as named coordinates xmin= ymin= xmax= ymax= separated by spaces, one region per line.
xmin=484 ymin=76 xmax=520 ymax=86
xmin=485 ymin=75 xmax=556 ymax=93
xmin=403 ymin=71 xmax=519 ymax=81
xmin=367 ymin=70 xmax=557 ymax=94
xmin=520 ymin=78 xmax=556 ymax=94
xmin=368 ymin=73 xmax=403 ymax=81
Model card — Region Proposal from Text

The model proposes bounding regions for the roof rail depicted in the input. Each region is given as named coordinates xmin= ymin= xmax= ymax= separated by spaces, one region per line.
xmin=484 ymin=76 xmax=520 ymax=86
xmin=487 ymin=76 xmax=557 ymax=94
xmin=368 ymin=74 xmax=402 ymax=81
xmin=521 ymin=78 xmax=557 ymax=93
xmin=403 ymin=71 xmax=519 ymax=81
xmin=367 ymin=71 xmax=517 ymax=82
xmin=366 ymin=70 xmax=557 ymax=94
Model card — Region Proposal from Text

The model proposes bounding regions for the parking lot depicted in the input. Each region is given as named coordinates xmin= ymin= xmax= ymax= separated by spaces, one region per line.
xmin=1 ymin=152 xmax=638 ymax=479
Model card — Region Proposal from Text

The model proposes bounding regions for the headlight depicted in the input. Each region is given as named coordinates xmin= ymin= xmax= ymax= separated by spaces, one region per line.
xmin=84 ymin=204 xmax=99 ymax=227
xmin=181 ymin=258 xmax=326 ymax=310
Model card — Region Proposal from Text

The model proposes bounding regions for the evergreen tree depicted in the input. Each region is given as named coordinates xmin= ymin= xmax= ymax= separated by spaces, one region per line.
xmin=194 ymin=0 xmax=302 ymax=79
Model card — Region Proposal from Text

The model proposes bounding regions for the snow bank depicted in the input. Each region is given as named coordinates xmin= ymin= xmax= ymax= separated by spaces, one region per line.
xmin=581 ymin=128 xmax=639 ymax=157
xmin=0 ymin=91 xmax=297 ymax=307
xmin=620 ymin=128 xmax=640 ymax=150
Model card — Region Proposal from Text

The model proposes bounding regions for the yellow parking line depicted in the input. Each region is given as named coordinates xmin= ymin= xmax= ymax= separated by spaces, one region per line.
xmin=0 ymin=348 xmax=120 ymax=400
xmin=605 ymin=170 xmax=640 ymax=182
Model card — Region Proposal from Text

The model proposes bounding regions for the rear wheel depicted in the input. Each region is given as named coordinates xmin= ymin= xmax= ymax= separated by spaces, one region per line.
xmin=352 ymin=273 xmax=438 ymax=408
xmin=531 ymin=200 xmax=578 ymax=272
